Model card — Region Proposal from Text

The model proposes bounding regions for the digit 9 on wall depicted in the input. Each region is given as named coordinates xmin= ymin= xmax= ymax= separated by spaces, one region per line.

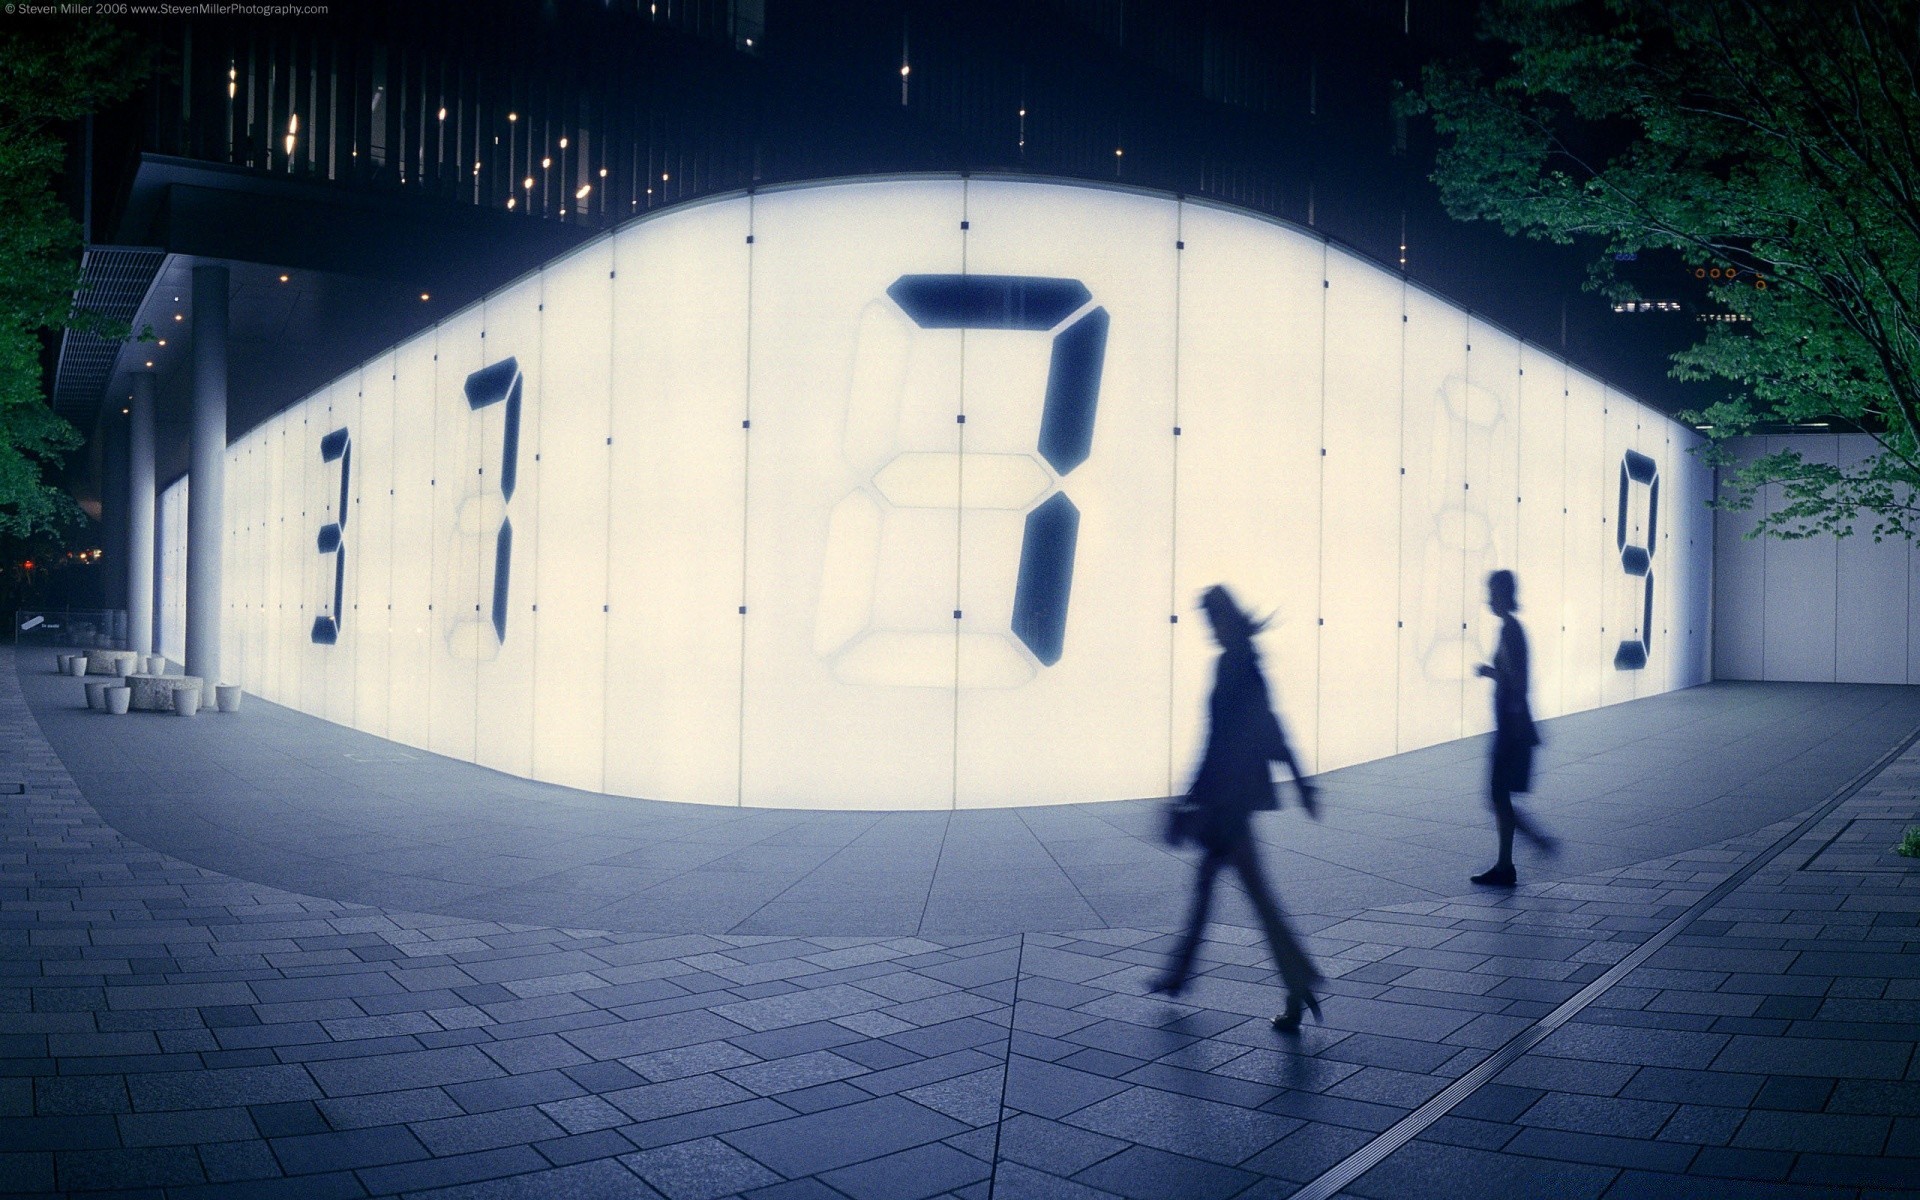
xmin=1614 ymin=449 xmax=1659 ymax=670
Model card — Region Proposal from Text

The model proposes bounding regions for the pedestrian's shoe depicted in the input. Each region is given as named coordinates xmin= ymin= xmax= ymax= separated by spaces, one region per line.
xmin=1271 ymin=990 xmax=1322 ymax=1033
xmin=1149 ymin=974 xmax=1187 ymax=998
xmin=1471 ymin=865 xmax=1517 ymax=887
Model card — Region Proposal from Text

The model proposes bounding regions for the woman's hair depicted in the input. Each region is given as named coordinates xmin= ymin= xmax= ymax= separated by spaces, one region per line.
xmin=1201 ymin=584 xmax=1271 ymax=645
xmin=1488 ymin=569 xmax=1519 ymax=613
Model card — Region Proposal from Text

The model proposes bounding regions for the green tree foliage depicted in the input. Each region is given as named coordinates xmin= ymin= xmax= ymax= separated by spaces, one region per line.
xmin=1406 ymin=0 xmax=1920 ymax=540
xmin=0 ymin=21 xmax=146 ymax=540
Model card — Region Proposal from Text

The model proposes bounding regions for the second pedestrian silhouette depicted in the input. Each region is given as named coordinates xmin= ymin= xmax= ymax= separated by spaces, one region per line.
xmin=1156 ymin=585 xmax=1324 ymax=1033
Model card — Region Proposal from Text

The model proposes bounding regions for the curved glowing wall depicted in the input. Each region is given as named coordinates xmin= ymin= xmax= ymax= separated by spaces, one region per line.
xmin=161 ymin=178 xmax=1714 ymax=808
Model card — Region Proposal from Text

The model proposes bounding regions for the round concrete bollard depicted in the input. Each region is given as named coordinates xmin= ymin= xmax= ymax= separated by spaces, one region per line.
xmin=215 ymin=685 xmax=243 ymax=714
xmin=105 ymin=686 xmax=131 ymax=715
xmin=171 ymin=685 xmax=201 ymax=717
xmin=68 ymin=656 xmax=89 ymax=676
xmin=54 ymin=653 xmax=71 ymax=674
xmin=145 ymin=655 xmax=168 ymax=675
xmin=83 ymin=680 xmax=112 ymax=710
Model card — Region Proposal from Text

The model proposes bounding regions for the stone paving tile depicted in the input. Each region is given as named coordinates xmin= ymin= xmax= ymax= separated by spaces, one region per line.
xmin=1350 ymin=740 xmax=1920 ymax=1199
xmin=6 ymin=648 xmax=1920 ymax=1197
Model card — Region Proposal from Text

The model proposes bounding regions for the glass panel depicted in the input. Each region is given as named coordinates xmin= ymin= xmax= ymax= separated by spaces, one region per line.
xmin=1397 ymin=286 xmax=1468 ymax=752
xmin=319 ymin=377 xmax=359 ymax=726
xmin=740 ymin=180 xmax=964 ymax=808
xmin=1676 ymin=432 xmax=1715 ymax=688
xmin=1559 ymin=369 xmax=1607 ymax=713
xmin=1172 ymin=212 xmax=1323 ymax=784
xmin=251 ymin=435 xmax=278 ymax=695
xmin=529 ymin=241 xmax=613 ymax=792
xmin=385 ymin=332 xmax=438 ymax=750
xmin=1315 ymin=248 xmax=1401 ymax=772
xmin=353 ymin=357 xmax=396 ymax=737
xmin=220 ymin=438 xmax=250 ymax=690
xmin=296 ymin=400 xmax=329 ymax=717
xmin=601 ymin=200 xmax=750 ymax=807
xmin=955 ymin=181 xmax=1177 ymax=807
xmin=275 ymin=417 xmax=303 ymax=705
xmin=1461 ymin=320 xmax=1521 ymax=738
xmin=1515 ymin=348 xmax=1567 ymax=720
xmin=473 ymin=283 xmax=541 ymax=780
xmin=1600 ymin=391 xmax=1643 ymax=707
xmin=428 ymin=310 xmax=487 ymax=762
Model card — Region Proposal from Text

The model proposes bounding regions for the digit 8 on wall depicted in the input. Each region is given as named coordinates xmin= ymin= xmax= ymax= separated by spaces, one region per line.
xmin=812 ymin=275 xmax=1107 ymax=686
xmin=1614 ymin=449 xmax=1658 ymax=670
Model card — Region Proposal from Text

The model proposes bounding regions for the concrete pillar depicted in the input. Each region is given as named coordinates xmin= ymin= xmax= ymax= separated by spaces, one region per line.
xmin=127 ymin=373 xmax=155 ymax=655
xmin=101 ymin=411 xmax=129 ymax=646
xmin=187 ymin=264 xmax=227 ymax=698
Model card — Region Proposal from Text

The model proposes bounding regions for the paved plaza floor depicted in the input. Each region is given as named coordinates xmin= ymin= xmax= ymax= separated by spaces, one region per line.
xmin=4 ymin=647 xmax=1918 ymax=1198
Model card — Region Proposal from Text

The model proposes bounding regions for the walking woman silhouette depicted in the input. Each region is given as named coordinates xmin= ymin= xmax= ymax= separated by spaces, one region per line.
xmin=1155 ymin=585 xmax=1325 ymax=1033
xmin=1471 ymin=569 xmax=1556 ymax=886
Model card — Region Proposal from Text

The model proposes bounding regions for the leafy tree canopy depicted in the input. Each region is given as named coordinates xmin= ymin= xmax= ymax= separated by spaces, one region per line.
xmin=0 ymin=21 xmax=146 ymax=541
xmin=1405 ymin=0 xmax=1920 ymax=540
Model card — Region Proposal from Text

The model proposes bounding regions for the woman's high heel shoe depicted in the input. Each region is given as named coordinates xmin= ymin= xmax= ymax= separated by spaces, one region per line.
xmin=1271 ymin=990 xmax=1321 ymax=1033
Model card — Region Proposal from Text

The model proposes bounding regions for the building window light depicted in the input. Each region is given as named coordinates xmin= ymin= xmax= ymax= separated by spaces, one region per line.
xmin=438 ymin=107 xmax=447 ymax=121
xmin=558 ymin=137 xmax=568 ymax=149
xmin=541 ymin=157 xmax=551 ymax=169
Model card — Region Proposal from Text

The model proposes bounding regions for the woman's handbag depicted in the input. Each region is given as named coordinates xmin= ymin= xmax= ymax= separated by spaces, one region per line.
xmin=1163 ymin=797 xmax=1204 ymax=847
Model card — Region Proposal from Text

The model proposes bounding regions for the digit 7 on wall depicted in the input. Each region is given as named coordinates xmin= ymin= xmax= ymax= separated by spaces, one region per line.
xmin=813 ymin=273 xmax=1107 ymax=684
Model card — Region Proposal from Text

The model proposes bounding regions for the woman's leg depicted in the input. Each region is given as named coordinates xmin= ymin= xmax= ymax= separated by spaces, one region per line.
xmin=1228 ymin=840 xmax=1320 ymax=995
xmin=1491 ymin=780 xmax=1517 ymax=870
xmin=1162 ymin=850 xmax=1225 ymax=988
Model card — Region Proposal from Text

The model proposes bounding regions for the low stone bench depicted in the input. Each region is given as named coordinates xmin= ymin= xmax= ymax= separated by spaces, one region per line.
xmin=86 ymin=650 xmax=140 ymax=677
xmin=126 ymin=674 xmax=204 ymax=713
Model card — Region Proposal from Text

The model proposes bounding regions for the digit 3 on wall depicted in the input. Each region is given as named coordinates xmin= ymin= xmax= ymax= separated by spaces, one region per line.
xmin=1614 ymin=449 xmax=1658 ymax=670
xmin=813 ymin=274 xmax=1107 ymax=688
xmin=310 ymin=428 xmax=350 ymax=645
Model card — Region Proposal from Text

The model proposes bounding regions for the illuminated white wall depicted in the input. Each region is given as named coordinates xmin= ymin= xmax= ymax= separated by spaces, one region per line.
xmin=1715 ymin=433 xmax=1912 ymax=683
xmin=159 ymin=178 xmax=1715 ymax=808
